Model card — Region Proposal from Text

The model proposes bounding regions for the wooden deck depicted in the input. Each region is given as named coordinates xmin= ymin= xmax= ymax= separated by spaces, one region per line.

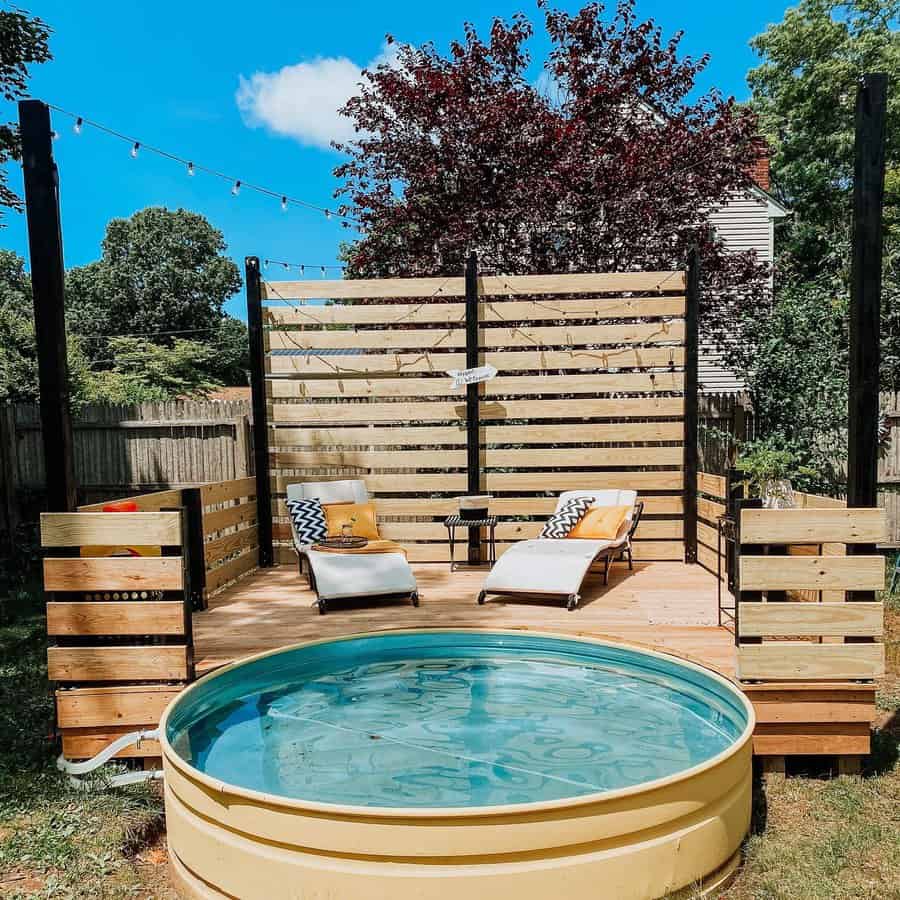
xmin=193 ymin=560 xmax=737 ymax=679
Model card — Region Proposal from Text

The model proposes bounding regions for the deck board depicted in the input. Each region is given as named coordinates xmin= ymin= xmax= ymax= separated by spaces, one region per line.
xmin=193 ymin=561 xmax=736 ymax=679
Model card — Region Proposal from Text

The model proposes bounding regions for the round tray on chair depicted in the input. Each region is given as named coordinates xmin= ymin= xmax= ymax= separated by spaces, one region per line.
xmin=313 ymin=537 xmax=369 ymax=550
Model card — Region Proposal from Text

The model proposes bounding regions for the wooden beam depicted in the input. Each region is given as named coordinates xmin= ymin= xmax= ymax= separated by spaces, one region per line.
xmin=738 ymin=601 xmax=883 ymax=638
xmin=739 ymin=554 xmax=885 ymax=591
xmin=46 ymin=601 xmax=187 ymax=636
xmin=465 ymin=253 xmax=481 ymax=564
xmin=18 ymin=99 xmax=76 ymax=512
xmin=683 ymin=247 xmax=700 ymax=564
xmin=40 ymin=511 xmax=183 ymax=547
xmin=246 ymin=257 xmax=273 ymax=567
xmin=55 ymin=685 xmax=181 ymax=729
xmin=740 ymin=508 xmax=887 ymax=545
xmin=43 ymin=556 xmax=184 ymax=592
xmin=737 ymin=643 xmax=884 ymax=680
xmin=48 ymin=645 xmax=190 ymax=681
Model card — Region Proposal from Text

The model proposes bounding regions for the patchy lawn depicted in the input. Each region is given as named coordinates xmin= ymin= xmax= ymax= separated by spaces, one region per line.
xmin=1 ymin=565 xmax=898 ymax=898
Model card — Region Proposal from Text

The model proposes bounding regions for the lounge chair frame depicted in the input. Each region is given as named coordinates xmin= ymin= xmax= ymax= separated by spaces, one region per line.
xmin=477 ymin=501 xmax=644 ymax=612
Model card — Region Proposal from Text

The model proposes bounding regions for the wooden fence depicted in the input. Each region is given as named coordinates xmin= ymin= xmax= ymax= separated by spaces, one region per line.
xmin=41 ymin=510 xmax=193 ymax=761
xmin=0 ymin=400 xmax=251 ymax=540
xmin=735 ymin=506 xmax=886 ymax=760
xmin=262 ymin=270 xmax=691 ymax=564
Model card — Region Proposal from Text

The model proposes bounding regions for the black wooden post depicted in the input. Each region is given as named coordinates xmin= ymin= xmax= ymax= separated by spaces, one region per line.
xmin=848 ymin=73 xmax=887 ymax=512
xmin=181 ymin=487 xmax=207 ymax=610
xmin=848 ymin=73 xmax=888 ymax=605
xmin=465 ymin=252 xmax=481 ymax=565
xmin=19 ymin=100 xmax=77 ymax=513
xmin=246 ymin=257 xmax=274 ymax=567
xmin=683 ymin=246 xmax=701 ymax=564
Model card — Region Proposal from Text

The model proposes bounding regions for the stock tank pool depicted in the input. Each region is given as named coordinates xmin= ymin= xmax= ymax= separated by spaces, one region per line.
xmin=160 ymin=630 xmax=754 ymax=900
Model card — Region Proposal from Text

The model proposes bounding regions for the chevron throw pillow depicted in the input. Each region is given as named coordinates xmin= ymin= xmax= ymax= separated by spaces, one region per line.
xmin=286 ymin=498 xmax=327 ymax=545
xmin=539 ymin=496 xmax=594 ymax=539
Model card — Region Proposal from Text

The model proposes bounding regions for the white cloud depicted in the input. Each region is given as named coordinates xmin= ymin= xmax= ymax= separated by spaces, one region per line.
xmin=236 ymin=44 xmax=398 ymax=150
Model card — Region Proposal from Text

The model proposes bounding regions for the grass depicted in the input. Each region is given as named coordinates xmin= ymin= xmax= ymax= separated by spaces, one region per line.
xmin=0 ymin=548 xmax=897 ymax=899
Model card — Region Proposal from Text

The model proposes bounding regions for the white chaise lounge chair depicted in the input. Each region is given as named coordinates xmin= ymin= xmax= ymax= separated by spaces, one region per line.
xmin=477 ymin=489 xmax=643 ymax=612
xmin=286 ymin=480 xmax=419 ymax=615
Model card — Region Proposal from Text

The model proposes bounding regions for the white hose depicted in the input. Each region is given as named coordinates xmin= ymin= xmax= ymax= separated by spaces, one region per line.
xmin=57 ymin=729 xmax=163 ymax=790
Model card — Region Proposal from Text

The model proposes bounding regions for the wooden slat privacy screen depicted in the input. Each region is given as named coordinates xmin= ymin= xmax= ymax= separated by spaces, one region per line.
xmin=736 ymin=507 xmax=886 ymax=682
xmin=41 ymin=511 xmax=194 ymax=760
xmin=262 ymin=270 xmax=689 ymax=563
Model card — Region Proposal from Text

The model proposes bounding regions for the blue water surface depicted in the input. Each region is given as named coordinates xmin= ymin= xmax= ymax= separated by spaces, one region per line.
xmin=166 ymin=632 xmax=748 ymax=808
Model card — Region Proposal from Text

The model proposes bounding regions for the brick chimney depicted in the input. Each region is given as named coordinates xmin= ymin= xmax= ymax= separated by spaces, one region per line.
xmin=747 ymin=141 xmax=771 ymax=191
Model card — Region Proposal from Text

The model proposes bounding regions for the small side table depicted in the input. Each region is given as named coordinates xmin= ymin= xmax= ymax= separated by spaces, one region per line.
xmin=444 ymin=515 xmax=498 ymax=570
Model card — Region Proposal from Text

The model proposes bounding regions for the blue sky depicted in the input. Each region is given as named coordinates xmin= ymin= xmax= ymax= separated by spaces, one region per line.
xmin=3 ymin=0 xmax=793 ymax=320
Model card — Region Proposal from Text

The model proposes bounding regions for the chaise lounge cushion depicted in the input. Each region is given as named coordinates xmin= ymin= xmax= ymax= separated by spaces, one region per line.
xmin=306 ymin=548 xmax=416 ymax=600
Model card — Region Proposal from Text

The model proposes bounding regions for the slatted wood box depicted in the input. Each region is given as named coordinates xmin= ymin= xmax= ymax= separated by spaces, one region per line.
xmin=41 ymin=510 xmax=195 ymax=761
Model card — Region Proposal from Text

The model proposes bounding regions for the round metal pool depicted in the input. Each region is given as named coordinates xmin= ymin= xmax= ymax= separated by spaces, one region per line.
xmin=160 ymin=629 xmax=754 ymax=899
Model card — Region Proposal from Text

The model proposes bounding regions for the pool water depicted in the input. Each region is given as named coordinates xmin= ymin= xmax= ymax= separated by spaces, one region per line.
xmin=166 ymin=632 xmax=748 ymax=809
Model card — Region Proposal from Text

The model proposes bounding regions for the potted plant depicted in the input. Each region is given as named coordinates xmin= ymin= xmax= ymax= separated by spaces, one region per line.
xmin=735 ymin=440 xmax=818 ymax=509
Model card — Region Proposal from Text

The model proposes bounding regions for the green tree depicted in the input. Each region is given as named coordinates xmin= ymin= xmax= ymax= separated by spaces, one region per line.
xmin=0 ymin=5 xmax=51 ymax=223
xmin=748 ymin=0 xmax=900 ymax=280
xmin=80 ymin=338 xmax=222 ymax=404
xmin=66 ymin=206 xmax=243 ymax=361
xmin=0 ymin=248 xmax=37 ymax=400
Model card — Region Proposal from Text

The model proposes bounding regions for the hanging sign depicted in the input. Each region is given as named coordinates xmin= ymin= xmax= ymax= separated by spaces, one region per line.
xmin=447 ymin=364 xmax=498 ymax=389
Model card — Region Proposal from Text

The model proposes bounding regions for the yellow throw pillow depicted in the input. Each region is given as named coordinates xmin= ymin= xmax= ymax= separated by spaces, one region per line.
xmin=323 ymin=502 xmax=381 ymax=540
xmin=567 ymin=505 xmax=630 ymax=540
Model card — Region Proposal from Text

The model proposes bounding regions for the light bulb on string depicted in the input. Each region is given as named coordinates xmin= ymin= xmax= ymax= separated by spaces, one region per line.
xmin=130 ymin=142 xmax=140 ymax=159
xmin=324 ymin=209 xmax=332 ymax=220
xmin=300 ymin=265 xmax=305 ymax=276
xmin=51 ymin=130 xmax=60 ymax=141
xmin=73 ymin=117 xmax=83 ymax=135
xmin=263 ymin=259 xmax=269 ymax=269
xmin=231 ymin=180 xmax=241 ymax=197
xmin=320 ymin=266 xmax=326 ymax=277
xmin=187 ymin=161 xmax=195 ymax=177
xmin=283 ymin=262 xmax=290 ymax=271
xmin=281 ymin=196 xmax=288 ymax=212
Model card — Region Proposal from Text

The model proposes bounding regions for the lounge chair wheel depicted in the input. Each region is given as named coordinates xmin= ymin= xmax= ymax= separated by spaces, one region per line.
xmin=477 ymin=590 xmax=487 ymax=605
xmin=411 ymin=591 xmax=420 ymax=607
xmin=317 ymin=599 xmax=327 ymax=615
xmin=566 ymin=594 xmax=579 ymax=612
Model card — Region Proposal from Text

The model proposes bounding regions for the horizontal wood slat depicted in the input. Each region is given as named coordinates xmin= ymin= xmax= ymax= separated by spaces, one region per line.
xmin=697 ymin=497 xmax=726 ymax=523
xmin=61 ymin=726 xmax=162 ymax=760
xmin=268 ymin=347 xmax=685 ymax=375
xmin=271 ymin=421 xmax=684 ymax=447
xmin=47 ymin=645 xmax=190 ymax=681
xmin=740 ymin=508 xmax=887 ymax=545
xmin=268 ymin=327 xmax=465 ymax=351
xmin=77 ymin=489 xmax=184 ymax=513
xmin=41 ymin=512 xmax=182 ymax=547
xmin=479 ymin=322 xmax=685 ymax=349
xmin=263 ymin=276 xmax=467 ymax=300
xmin=266 ymin=371 xmax=685 ymax=399
xmin=737 ymin=643 xmax=884 ymax=681
xmin=738 ymin=602 xmax=883 ymax=637
xmin=200 ymin=477 xmax=256 ymax=506
xmin=205 ymin=527 xmax=259 ymax=566
xmin=273 ymin=446 xmax=682 ymax=470
xmin=698 ymin=472 xmax=726 ymax=498
xmin=751 ymin=723 xmax=872 ymax=756
xmin=265 ymin=296 xmax=686 ymax=327
xmin=46 ymin=601 xmax=186 ymax=636
xmin=739 ymin=555 xmax=885 ymax=591
xmin=366 ymin=495 xmax=685 ymax=517
xmin=55 ymin=685 xmax=181 ymax=729
xmin=43 ymin=557 xmax=184 ymax=592
xmin=205 ymin=550 xmax=257 ymax=594
xmin=262 ymin=271 xmax=684 ymax=301
xmin=202 ymin=501 xmax=257 ymax=534
xmin=269 ymin=396 xmax=685 ymax=425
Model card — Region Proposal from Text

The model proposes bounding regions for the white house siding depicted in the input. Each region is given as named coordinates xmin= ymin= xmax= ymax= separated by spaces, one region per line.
xmin=700 ymin=189 xmax=788 ymax=394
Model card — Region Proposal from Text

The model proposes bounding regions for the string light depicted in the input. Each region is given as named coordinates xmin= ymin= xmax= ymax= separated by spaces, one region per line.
xmin=231 ymin=179 xmax=241 ymax=197
xmin=45 ymin=103 xmax=359 ymax=225
xmin=73 ymin=117 xmax=83 ymax=135
xmin=260 ymin=258 xmax=346 ymax=275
